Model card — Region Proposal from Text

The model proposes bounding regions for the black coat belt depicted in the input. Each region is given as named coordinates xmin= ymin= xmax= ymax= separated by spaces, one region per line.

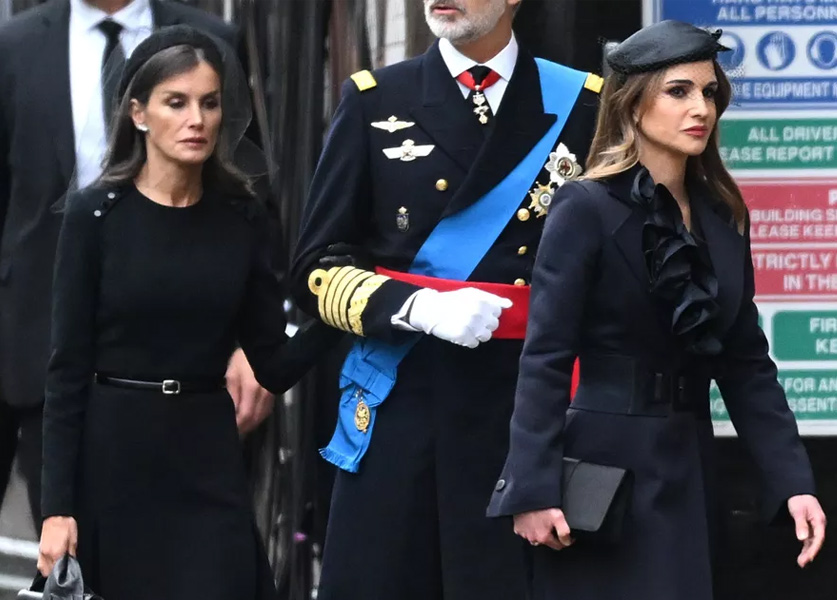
xmin=94 ymin=374 xmax=226 ymax=395
xmin=572 ymin=354 xmax=712 ymax=417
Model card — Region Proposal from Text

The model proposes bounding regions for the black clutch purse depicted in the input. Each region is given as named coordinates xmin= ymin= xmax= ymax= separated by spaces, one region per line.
xmin=18 ymin=555 xmax=103 ymax=600
xmin=561 ymin=457 xmax=634 ymax=545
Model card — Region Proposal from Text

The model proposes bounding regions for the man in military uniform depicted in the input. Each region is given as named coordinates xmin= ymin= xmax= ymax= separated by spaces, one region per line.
xmin=290 ymin=0 xmax=601 ymax=597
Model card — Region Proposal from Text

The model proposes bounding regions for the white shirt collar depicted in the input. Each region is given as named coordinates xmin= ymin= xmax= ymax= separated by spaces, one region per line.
xmin=438 ymin=34 xmax=519 ymax=83
xmin=69 ymin=0 xmax=153 ymax=34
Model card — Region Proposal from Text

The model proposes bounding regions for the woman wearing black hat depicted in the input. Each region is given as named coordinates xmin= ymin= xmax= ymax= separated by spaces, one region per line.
xmin=488 ymin=20 xmax=826 ymax=600
xmin=36 ymin=26 xmax=338 ymax=599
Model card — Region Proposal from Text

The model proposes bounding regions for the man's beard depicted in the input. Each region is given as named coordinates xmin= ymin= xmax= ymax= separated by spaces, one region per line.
xmin=423 ymin=0 xmax=508 ymax=46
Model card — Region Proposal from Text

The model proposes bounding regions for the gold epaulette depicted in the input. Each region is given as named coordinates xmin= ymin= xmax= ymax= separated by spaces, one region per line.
xmin=584 ymin=73 xmax=604 ymax=94
xmin=350 ymin=70 xmax=377 ymax=92
xmin=308 ymin=267 xmax=389 ymax=336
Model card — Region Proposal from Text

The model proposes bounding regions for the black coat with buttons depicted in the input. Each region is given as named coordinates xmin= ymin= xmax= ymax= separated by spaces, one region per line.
xmin=42 ymin=184 xmax=341 ymax=600
xmin=486 ymin=172 xmax=815 ymax=600
xmin=290 ymin=41 xmax=598 ymax=600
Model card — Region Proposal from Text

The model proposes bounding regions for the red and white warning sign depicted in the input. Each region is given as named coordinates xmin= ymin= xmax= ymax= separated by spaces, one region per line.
xmin=744 ymin=180 xmax=837 ymax=300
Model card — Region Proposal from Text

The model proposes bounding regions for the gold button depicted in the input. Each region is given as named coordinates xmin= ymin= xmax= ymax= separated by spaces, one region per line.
xmin=517 ymin=208 xmax=530 ymax=222
xmin=514 ymin=278 xmax=527 ymax=286
xmin=518 ymin=246 xmax=528 ymax=256
xmin=435 ymin=179 xmax=449 ymax=192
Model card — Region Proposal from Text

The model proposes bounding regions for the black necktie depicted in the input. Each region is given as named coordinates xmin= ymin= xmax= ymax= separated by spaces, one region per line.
xmin=466 ymin=66 xmax=495 ymax=127
xmin=98 ymin=19 xmax=125 ymax=131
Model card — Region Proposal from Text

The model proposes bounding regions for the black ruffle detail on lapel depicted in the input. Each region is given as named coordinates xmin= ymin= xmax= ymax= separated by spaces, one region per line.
xmin=630 ymin=167 xmax=722 ymax=356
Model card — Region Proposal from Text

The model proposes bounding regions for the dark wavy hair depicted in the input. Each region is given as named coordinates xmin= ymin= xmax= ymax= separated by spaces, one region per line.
xmin=97 ymin=44 xmax=253 ymax=198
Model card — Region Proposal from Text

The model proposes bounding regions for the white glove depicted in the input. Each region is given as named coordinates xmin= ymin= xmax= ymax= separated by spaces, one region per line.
xmin=406 ymin=288 xmax=512 ymax=348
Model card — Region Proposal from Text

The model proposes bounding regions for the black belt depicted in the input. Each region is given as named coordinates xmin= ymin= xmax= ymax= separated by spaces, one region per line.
xmin=572 ymin=354 xmax=712 ymax=417
xmin=95 ymin=374 xmax=225 ymax=395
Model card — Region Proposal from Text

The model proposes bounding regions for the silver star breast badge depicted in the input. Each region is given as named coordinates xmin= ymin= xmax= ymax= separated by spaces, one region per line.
xmin=528 ymin=143 xmax=583 ymax=218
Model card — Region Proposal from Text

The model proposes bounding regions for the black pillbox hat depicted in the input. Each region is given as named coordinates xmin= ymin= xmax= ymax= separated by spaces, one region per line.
xmin=607 ymin=20 xmax=730 ymax=75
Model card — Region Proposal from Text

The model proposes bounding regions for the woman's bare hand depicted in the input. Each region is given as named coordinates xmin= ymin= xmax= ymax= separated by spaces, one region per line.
xmin=513 ymin=508 xmax=574 ymax=551
xmin=37 ymin=516 xmax=78 ymax=577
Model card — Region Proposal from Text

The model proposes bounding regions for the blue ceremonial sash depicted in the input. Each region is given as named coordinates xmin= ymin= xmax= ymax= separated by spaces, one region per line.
xmin=320 ymin=59 xmax=589 ymax=472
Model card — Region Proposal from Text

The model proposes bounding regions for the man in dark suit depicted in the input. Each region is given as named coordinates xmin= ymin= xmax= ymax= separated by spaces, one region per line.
xmin=0 ymin=0 xmax=273 ymax=529
xmin=290 ymin=0 xmax=601 ymax=597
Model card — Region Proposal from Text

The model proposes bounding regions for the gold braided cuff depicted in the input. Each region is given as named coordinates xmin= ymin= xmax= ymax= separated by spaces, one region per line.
xmin=348 ymin=274 xmax=390 ymax=336
xmin=307 ymin=267 xmax=389 ymax=335
xmin=333 ymin=269 xmax=373 ymax=332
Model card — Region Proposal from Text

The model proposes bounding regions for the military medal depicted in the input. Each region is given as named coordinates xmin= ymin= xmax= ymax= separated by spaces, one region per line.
xmin=528 ymin=143 xmax=583 ymax=218
xmin=546 ymin=144 xmax=583 ymax=183
xmin=529 ymin=183 xmax=555 ymax=219
xmin=456 ymin=68 xmax=501 ymax=126
xmin=354 ymin=390 xmax=371 ymax=433
xmin=472 ymin=91 xmax=490 ymax=125
xmin=396 ymin=207 xmax=410 ymax=232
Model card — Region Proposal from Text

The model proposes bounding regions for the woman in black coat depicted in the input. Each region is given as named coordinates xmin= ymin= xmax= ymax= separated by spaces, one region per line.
xmin=36 ymin=27 xmax=338 ymax=599
xmin=487 ymin=21 xmax=826 ymax=600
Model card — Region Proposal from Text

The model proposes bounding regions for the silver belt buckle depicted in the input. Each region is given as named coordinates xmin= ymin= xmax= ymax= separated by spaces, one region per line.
xmin=162 ymin=379 xmax=181 ymax=395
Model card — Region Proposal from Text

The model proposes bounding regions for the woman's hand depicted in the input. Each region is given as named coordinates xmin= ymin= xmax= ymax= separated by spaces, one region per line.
xmin=787 ymin=494 xmax=826 ymax=568
xmin=37 ymin=516 xmax=78 ymax=577
xmin=513 ymin=508 xmax=574 ymax=551
xmin=226 ymin=348 xmax=275 ymax=435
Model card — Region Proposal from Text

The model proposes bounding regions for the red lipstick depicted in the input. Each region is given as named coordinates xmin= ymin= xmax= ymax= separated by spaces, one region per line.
xmin=684 ymin=126 xmax=709 ymax=138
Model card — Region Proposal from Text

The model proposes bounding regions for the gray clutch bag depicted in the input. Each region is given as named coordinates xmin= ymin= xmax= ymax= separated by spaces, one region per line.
xmin=18 ymin=555 xmax=103 ymax=600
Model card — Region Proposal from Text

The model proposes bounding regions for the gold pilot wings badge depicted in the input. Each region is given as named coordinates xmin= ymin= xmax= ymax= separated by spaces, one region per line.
xmin=382 ymin=139 xmax=435 ymax=162
xmin=372 ymin=115 xmax=415 ymax=133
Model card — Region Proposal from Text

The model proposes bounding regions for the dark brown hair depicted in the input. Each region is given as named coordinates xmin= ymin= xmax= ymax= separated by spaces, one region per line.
xmin=97 ymin=44 xmax=253 ymax=198
xmin=584 ymin=61 xmax=746 ymax=231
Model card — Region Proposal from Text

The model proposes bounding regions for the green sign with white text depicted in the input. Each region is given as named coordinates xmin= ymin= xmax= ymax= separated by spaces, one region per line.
xmin=773 ymin=311 xmax=837 ymax=361
xmin=649 ymin=0 xmax=837 ymax=437
xmin=720 ymin=119 xmax=837 ymax=170
xmin=711 ymin=371 xmax=837 ymax=421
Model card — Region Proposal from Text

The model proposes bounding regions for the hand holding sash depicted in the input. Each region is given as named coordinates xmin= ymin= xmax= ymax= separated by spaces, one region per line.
xmin=407 ymin=288 xmax=512 ymax=348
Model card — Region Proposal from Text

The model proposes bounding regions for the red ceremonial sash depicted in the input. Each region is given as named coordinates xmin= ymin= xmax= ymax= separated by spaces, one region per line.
xmin=375 ymin=267 xmax=580 ymax=395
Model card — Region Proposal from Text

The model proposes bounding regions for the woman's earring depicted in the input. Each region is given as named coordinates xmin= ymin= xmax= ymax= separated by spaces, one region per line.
xmin=136 ymin=123 xmax=149 ymax=133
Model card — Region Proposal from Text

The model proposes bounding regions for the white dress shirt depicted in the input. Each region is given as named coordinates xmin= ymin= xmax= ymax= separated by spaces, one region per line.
xmin=437 ymin=34 xmax=519 ymax=114
xmin=69 ymin=0 xmax=153 ymax=188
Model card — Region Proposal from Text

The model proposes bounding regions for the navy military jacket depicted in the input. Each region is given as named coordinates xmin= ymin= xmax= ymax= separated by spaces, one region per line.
xmin=290 ymin=41 xmax=600 ymax=337
xmin=289 ymin=40 xmax=601 ymax=600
